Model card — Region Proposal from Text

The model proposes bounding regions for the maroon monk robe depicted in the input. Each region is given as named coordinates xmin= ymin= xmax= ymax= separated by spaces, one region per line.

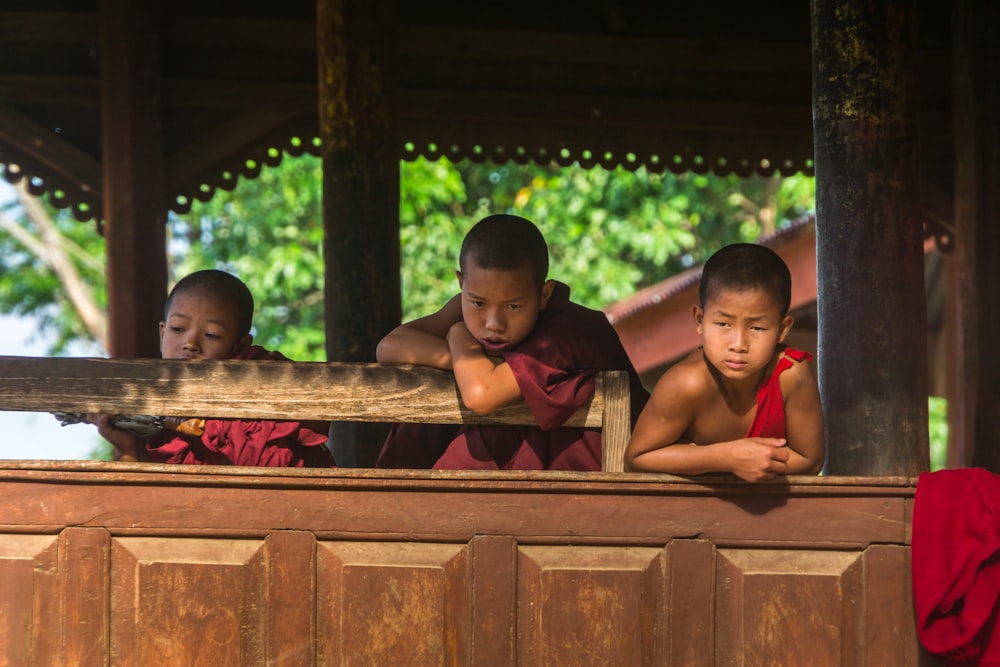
xmin=377 ymin=282 xmax=649 ymax=471
xmin=143 ymin=345 xmax=335 ymax=467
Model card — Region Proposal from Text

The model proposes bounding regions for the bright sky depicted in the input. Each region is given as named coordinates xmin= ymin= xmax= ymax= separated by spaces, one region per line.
xmin=0 ymin=315 xmax=102 ymax=459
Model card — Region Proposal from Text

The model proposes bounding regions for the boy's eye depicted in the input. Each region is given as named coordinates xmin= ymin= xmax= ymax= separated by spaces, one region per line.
xmin=469 ymin=300 xmax=484 ymax=308
xmin=506 ymin=303 xmax=522 ymax=311
xmin=205 ymin=332 xmax=222 ymax=340
xmin=713 ymin=321 xmax=730 ymax=328
xmin=170 ymin=326 xmax=184 ymax=333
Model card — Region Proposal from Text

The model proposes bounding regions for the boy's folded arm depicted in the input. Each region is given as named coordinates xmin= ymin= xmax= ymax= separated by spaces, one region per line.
xmin=447 ymin=323 xmax=522 ymax=414
xmin=375 ymin=295 xmax=462 ymax=368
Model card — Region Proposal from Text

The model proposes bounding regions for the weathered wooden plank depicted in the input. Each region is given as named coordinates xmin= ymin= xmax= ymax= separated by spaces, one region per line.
xmin=61 ymin=527 xmax=109 ymax=667
xmin=264 ymin=531 xmax=317 ymax=665
xmin=0 ymin=356 xmax=609 ymax=428
xmin=0 ymin=471 xmax=912 ymax=548
xmin=601 ymin=370 xmax=631 ymax=472
xmin=470 ymin=535 xmax=516 ymax=666
xmin=666 ymin=539 xmax=714 ymax=665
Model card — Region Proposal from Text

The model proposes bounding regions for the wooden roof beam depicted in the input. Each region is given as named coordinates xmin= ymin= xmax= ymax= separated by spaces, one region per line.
xmin=0 ymin=103 xmax=101 ymax=195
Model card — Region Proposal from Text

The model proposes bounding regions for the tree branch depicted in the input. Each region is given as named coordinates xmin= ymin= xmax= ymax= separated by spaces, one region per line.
xmin=13 ymin=184 xmax=108 ymax=350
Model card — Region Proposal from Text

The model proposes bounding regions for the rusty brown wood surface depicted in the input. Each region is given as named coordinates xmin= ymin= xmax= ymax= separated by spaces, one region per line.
xmin=0 ymin=466 xmax=921 ymax=665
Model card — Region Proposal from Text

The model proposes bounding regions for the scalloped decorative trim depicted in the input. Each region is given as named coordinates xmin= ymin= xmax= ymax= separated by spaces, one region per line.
xmin=2 ymin=135 xmax=952 ymax=253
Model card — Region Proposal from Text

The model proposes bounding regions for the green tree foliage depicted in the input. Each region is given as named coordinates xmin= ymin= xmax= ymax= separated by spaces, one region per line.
xmin=170 ymin=157 xmax=327 ymax=362
xmin=399 ymin=158 xmax=816 ymax=315
xmin=0 ymin=187 xmax=107 ymax=354
xmin=2 ymin=156 xmax=816 ymax=363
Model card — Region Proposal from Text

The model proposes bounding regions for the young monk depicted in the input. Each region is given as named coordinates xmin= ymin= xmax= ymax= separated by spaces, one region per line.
xmin=624 ymin=243 xmax=824 ymax=481
xmin=92 ymin=269 xmax=335 ymax=467
xmin=375 ymin=213 xmax=649 ymax=471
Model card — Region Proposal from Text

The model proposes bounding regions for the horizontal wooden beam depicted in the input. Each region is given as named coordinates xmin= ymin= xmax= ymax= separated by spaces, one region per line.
xmin=0 ymin=103 xmax=102 ymax=194
xmin=0 ymin=356 xmax=607 ymax=428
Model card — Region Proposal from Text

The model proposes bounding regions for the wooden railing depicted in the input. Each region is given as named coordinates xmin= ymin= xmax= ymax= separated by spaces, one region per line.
xmin=0 ymin=356 xmax=930 ymax=665
xmin=0 ymin=355 xmax=632 ymax=471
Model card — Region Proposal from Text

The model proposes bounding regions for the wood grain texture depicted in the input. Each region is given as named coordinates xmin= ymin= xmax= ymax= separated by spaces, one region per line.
xmin=0 ymin=470 xmax=920 ymax=665
xmin=0 ymin=356 xmax=611 ymax=428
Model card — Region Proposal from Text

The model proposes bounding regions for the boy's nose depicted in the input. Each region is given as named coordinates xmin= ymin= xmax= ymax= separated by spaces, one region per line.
xmin=484 ymin=309 xmax=505 ymax=331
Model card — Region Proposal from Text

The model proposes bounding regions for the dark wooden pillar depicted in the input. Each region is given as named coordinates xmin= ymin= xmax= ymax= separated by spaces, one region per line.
xmin=810 ymin=0 xmax=929 ymax=475
xmin=951 ymin=0 xmax=1000 ymax=472
xmin=98 ymin=0 xmax=167 ymax=358
xmin=317 ymin=0 xmax=401 ymax=467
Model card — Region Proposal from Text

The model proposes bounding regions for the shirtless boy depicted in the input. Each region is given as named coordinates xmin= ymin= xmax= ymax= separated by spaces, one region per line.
xmin=624 ymin=243 xmax=824 ymax=481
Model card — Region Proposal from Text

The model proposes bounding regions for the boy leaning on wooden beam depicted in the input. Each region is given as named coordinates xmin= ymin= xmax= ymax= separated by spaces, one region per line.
xmin=374 ymin=213 xmax=649 ymax=471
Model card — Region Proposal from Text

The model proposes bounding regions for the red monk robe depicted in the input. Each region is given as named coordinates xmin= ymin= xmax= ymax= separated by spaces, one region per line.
xmin=376 ymin=282 xmax=649 ymax=471
xmin=913 ymin=468 xmax=1000 ymax=666
xmin=745 ymin=346 xmax=812 ymax=438
xmin=143 ymin=345 xmax=335 ymax=467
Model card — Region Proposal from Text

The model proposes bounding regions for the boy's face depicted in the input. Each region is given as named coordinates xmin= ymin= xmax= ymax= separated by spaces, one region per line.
xmin=159 ymin=289 xmax=251 ymax=360
xmin=694 ymin=287 xmax=793 ymax=382
xmin=456 ymin=260 xmax=554 ymax=354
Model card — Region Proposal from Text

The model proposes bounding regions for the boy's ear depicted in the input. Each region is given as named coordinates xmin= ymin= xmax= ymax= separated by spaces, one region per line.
xmin=692 ymin=305 xmax=704 ymax=334
xmin=455 ymin=270 xmax=463 ymax=289
xmin=158 ymin=321 xmax=166 ymax=354
xmin=777 ymin=314 xmax=794 ymax=343
xmin=231 ymin=334 xmax=253 ymax=357
xmin=540 ymin=279 xmax=555 ymax=309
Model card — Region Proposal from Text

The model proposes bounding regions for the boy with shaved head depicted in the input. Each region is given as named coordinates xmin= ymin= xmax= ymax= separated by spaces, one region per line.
xmin=376 ymin=214 xmax=648 ymax=470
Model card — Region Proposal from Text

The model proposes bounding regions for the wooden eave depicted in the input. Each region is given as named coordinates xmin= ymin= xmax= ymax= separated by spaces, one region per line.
xmin=0 ymin=0 xmax=952 ymax=232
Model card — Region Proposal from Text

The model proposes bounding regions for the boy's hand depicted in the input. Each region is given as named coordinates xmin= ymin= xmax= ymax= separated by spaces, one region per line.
xmin=88 ymin=413 xmax=141 ymax=462
xmin=727 ymin=438 xmax=789 ymax=482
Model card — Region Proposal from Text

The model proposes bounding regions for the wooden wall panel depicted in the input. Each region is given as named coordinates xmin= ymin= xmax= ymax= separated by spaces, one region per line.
xmin=715 ymin=549 xmax=863 ymax=666
xmin=61 ymin=527 xmax=110 ymax=667
xmin=109 ymin=537 xmax=268 ymax=666
xmin=864 ymin=544 xmax=922 ymax=665
xmin=469 ymin=535 xmax=516 ymax=666
xmin=316 ymin=541 xmax=469 ymax=666
xmin=666 ymin=539 xmax=717 ymax=666
xmin=517 ymin=546 xmax=665 ymax=666
xmin=0 ymin=534 xmax=61 ymax=666
xmin=0 ymin=468 xmax=920 ymax=664
xmin=263 ymin=531 xmax=317 ymax=665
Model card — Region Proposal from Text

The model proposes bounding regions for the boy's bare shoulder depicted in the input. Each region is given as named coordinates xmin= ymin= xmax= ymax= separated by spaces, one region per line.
xmin=654 ymin=348 xmax=716 ymax=398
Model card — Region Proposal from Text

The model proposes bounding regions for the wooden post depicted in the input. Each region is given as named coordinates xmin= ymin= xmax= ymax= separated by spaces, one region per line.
xmin=316 ymin=0 xmax=401 ymax=466
xmin=810 ymin=0 xmax=929 ymax=475
xmin=951 ymin=0 xmax=1000 ymax=472
xmin=98 ymin=0 xmax=167 ymax=358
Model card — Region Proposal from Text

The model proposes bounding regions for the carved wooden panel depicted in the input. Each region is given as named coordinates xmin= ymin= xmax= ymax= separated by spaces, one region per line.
xmin=715 ymin=548 xmax=865 ymax=666
xmin=517 ymin=545 xmax=666 ymax=666
xmin=0 ymin=468 xmax=923 ymax=665
xmin=110 ymin=537 xmax=269 ymax=666
xmin=317 ymin=541 xmax=470 ymax=666
xmin=0 ymin=534 xmax=61 ymax=666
